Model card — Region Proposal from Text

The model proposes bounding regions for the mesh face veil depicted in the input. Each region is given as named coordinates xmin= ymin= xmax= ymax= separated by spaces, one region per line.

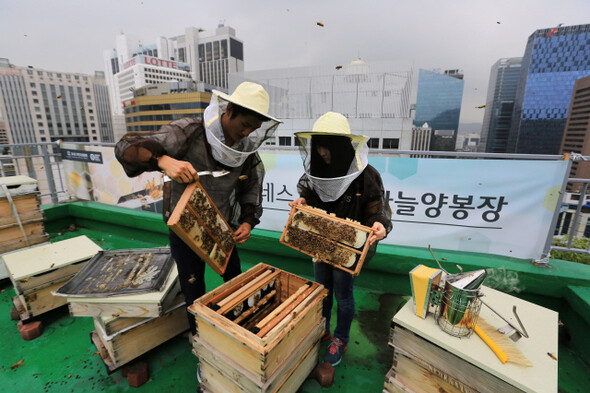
xmin=204 ymin=92 xmax=280 ymax=167
xmin=296 ymin=132 xmax=369 ymax=202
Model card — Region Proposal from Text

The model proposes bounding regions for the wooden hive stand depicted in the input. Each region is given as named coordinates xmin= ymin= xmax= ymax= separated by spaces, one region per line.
xmin=280 ymin=204 xmax=374 ymax=276
xmin=167 ymin=182 xmax=235 ymax=275
xmin=188 ymin=263 xmax=328 ymax=393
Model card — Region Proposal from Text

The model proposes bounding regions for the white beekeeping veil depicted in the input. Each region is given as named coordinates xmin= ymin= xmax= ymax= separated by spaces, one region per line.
xmin=295 ymin=112 xmax=369 ymax=202
xmin=204 ymin=82 xmax=281 ymax=167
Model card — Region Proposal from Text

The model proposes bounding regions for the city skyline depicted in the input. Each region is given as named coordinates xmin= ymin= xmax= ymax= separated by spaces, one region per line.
xmin=1 ymin=0 xmax=590 ymax=127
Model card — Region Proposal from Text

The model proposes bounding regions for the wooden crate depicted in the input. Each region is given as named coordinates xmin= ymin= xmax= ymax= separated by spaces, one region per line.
xmin=66 ymin=265 xmax=181 ymax=318
xmin=188 ymin=263 xmax=327 ymax=393
xmin=389 ymin=287 xmax=558 ymax=393
xmin=167 ymin=182 xmax=235 ymax=275
xmin=280 ymin=204 xmax=374 ymax=276
xmin=91 ymin=294 xmax=189 ymax=373
xmin=2 ymin=236 xmax=102 ymax=320
xmin=0 ymin=176 xmax=49 ymax=255
xmin=383 ymin=352 xmax=465 ymax=393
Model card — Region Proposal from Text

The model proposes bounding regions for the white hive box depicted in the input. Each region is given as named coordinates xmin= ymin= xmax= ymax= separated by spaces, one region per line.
xmin=0 ymin=175 xmax=49 ymax=257
xmin=2 ymin=235 xmax=102 ymax=320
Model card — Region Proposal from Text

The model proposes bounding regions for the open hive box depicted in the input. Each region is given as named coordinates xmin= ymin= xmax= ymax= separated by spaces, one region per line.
xmin=167 ymin=182 xmax=235 ymax=274
xmin=188 ymin=263 xmax=328 ymax=393
xmin=280 ymin=204 xmax=374 ymax=276
xmin=0 ymin=175 xmax=49 ymax=256
xmin=2 ymin=235 xmax=102 ymax=320
xmin=90 ymin=294 xmax=188 ymax=372
xmin=55 ymin=248 xmax=180 ymax=318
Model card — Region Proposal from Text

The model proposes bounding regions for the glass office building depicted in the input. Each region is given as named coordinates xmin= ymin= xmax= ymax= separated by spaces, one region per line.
xmin=414 ymin=69 xmax=464 ymax=151
xmin=480 ymin=57 xmax=522 ymax=153
xmin=508 ymin=24 xmax=590 ymax=154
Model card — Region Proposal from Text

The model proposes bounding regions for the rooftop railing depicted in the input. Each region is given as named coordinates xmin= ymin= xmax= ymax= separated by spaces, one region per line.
xmin=2 ymin=141 xmax=588 ymax=265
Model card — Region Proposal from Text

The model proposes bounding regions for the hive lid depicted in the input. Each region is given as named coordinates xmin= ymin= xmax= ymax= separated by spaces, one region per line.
xmin=3 ymin=235 xmax=101 ymax=280
xmin=55 ymin=247 xmax=174 ymax=297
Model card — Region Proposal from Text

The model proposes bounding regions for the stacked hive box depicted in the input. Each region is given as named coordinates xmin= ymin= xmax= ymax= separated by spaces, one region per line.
xmin=2 ymin=236 xmax=102 ymax=321
xmin=188 ymin=263 xmax=328 ymax=393
xmin=54 ymin=248 xmax=186 ymax=372
xmin=90 ymin=293 xmax=188 ymax=372
xmin=384 ymin=286 xmax=558 ymax=393
xmin=0 ymin=176 xmax=49 ymax=258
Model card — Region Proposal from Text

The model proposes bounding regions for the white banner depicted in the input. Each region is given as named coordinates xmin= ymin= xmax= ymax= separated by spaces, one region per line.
xmin=61 ymin=144 xmax=164 ymax=212
xmin=258 ymin=153 xmax=568 ymax=260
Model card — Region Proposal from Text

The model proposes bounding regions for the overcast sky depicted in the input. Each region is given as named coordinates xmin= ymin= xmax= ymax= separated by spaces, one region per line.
xmin=1 ymin=0 xmax=589 ymax=127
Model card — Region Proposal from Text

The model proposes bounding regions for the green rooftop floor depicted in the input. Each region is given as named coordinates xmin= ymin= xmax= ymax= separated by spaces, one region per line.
xmin=1 ymin=215 xmax=589 ymax=392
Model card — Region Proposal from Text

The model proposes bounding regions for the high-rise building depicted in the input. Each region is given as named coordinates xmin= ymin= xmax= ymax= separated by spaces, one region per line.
xmin=103 ymin=24 xmax=244 ymax=118
xmin=123 ymin=81 xmax=212 ymax=133
xmin=508 ymin=24 xmax=590 ymax=154
xmin=479 ymin=57 xmax=522 ymax=152
xmin=560 ymin=75 xmax=590 ymax=182
xmin=414 ymin=69 xmax=464 ymax=151
xmin=230 ymin=59 xmax=415 ymax=150
xmin=0 ymin=58 xmax=113 ymax=144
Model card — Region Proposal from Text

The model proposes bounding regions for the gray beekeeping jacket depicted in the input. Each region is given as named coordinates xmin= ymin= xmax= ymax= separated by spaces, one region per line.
xmin=114 ymin=117 xmax=264 ymax=229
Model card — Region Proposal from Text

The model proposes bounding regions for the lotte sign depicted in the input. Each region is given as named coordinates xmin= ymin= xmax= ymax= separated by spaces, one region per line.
xmin=123 ymin=55 xmax=189 ymax=71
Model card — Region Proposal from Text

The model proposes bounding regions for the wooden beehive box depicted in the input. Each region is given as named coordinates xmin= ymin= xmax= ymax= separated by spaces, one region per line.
xmin=167 ymin=182 xmax=235 ymax=275
xmin=54 ymin=247 xmax=179 ymax=318
xmin=63 ymin=266 xmax=181 ymax=319
xmin=0 ymin=176 xmax=49 ymax=255
xmin=387 ymin=287 xmax=558 ymax=393
xmin=91 ymin=294 xmax=189 ymax=373
xmin=280 ymin=204 xmax=374 ymax=276
xmin=2 ymin=235 xmax=102 ymax=320
xmin=188 ymin=263 xmax=327 ymax=393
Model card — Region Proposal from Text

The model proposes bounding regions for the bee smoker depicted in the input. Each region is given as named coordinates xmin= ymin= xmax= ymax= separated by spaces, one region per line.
xmin=410 ymin=246 xmax=529 ymax=341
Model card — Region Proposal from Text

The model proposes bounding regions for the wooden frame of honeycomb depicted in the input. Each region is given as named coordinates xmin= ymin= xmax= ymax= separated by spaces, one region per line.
xmin=279 ymin=204 xmax=374 ymax=276
xmin=167 ymin=182 xmax=235 ymax=274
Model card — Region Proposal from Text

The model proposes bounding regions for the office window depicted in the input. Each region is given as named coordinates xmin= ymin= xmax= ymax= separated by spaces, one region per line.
xmin=368 ymin=138 xmax=380 ymax=148
xmin=220 ymin=40 xmax=228 ymax=58
xmin=279 ymin=136 xmax=292 ymax=146
xmin=206 ymin=42 xmax=212 ymax=61
xmin=213 ymin=41 xmax=220 ymax=60
xmin=198 ymin=44 xmax=205 ymax=62
xmin=230 ymin=38 xmax=243 ymax=60
xmin=383 ymin=138 xmax=399 ymax=149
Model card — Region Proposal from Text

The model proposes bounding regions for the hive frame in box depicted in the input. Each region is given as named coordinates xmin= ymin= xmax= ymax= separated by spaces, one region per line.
xmin=188 ymin=263 xmax=327 ymax=391
xmin=167 ymin=182 xmax=234 ymax=275
xmin=280 ymin=204 xmax=374 ymax=276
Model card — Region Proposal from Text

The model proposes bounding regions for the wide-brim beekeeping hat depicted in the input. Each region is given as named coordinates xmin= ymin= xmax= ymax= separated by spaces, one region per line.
xmin=295 ymin=112 xmax=369 ymax=202
xmin=213 ymin=82 xmax=282 ymax=124
xmin=295 ymin=112 xmax=368 ymax=144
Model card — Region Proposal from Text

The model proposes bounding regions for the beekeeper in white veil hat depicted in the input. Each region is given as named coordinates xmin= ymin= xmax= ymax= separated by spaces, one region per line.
xmin=205 ymin=82 xmax=281 ymax=167
xmin=114 ymin=81 xmax=282 ymax=339
xmin=288 ymin=111 xmax=392 ymax=367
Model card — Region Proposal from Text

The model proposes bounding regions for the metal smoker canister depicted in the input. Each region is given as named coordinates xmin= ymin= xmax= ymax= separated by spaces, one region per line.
xmin=435 ymin=269 xmax=486 ymax=338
